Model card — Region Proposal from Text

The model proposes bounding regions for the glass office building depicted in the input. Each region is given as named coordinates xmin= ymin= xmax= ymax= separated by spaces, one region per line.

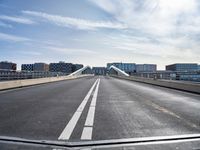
xmin=0 ymin=61 xmax=17 ymax=71
xmin=49 ymin=62 xmax=73 ymax=74
xmin=166 ymin=63 xmax=198 ymax=72
xmin=72 ymin=64 xmax=84 ymax=72
xmin=107 ymin=63 xmax=136 ymax=74
xmin=33 ymin=63 xmax=49 ymax=72
xmin=92 ymin=67 xmax=106 ymax=75
xmin=21 ymin=64 xmax=34 ymax=71
xmin=136 ymin=64 xmax=157 ymax=72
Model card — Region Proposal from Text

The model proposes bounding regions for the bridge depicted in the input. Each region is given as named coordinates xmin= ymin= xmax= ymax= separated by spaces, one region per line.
xmin=0 ymin=66 xmax=200 ymax=149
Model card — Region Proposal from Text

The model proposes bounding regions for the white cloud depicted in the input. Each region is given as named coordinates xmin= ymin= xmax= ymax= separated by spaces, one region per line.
xmin=90 ymin=0 xmax=199 ymax=35
xmin=0 ymin=32 xmax=31 ymax=42
xmin=88 ymin=0 xmax=200 ymax=68
xmin=90 ymin=0 xmax=118 ymax=14
xmin=44 ymin=46 xmax=98 ymax=54
xmin=0 ymin=15 xmax=36 ymax=24
xmin=22 ymin=10 xmax=126 ymax=30
xmin=109 ymin=34 xmax=200 ymax=61
xmin=0 ymin=21 xmax=12 ymax=28
xmin=19 ymin=51 xmax=41 ymax=56
xmin=1 ymin=1 xmax=198 ymax=69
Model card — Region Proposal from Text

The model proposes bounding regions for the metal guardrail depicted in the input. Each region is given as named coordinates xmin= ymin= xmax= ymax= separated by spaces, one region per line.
xmin=0 ymin=74 xmax=93 ymax=91
xmin=0 ymin=70 xmax=69 ymax=81
xmin=107 ymin=67 xmax=200 ymax=82
xmin=110 ymin=75 xmax=200 ymax=94
xmin=0 ymin=66 xmax=93 ymax=81
xmin=0 ymin=67 xmax=93 ymax=90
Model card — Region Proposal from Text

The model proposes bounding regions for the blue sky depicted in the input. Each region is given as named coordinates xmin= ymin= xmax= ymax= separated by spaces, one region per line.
xmin=0 ymin=0 xmax=200 ymax=70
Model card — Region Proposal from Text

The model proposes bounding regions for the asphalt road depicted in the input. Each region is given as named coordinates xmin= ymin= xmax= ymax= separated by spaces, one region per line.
xmin=0 ymin=76 xmax=200 ymax=143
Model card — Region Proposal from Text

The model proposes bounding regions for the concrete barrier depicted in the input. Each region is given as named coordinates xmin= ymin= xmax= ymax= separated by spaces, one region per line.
xmin=110 ymin=75 xmax=200 ymax=94
xmin=0 ymin=74 xmax=93 ymax=91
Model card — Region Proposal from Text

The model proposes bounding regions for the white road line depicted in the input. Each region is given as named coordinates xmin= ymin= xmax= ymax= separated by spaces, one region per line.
xmin=85 ymin=79 xmax=100 ymax=126
xmin=58 ymin=79 xmax=99 ymax=140
xmin=81 ymin=127 xmax=93 ymax=140
xmin=90 ymin=78 xmax=100 ymax=107
xmin=85 ymin=107 xmax=95 ymax=126
xmin=81 ymin=79 xmax=100 ymax=140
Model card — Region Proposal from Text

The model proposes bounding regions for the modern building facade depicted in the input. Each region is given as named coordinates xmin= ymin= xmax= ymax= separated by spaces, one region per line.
xmin=21 ymin=62 xmax=83 ymax=73
xmin=82 ymin=67 xmax=92 ymax=74
xmin=21 ymin=63 xmax=49 ymax=72
xmin=21 ymin=64 xmax=34 ymax=71
xmin=72 ymin=64 xmax=84 ymax=72
xmin=107 ymin=62 xmax=136 ymax=74
xmin=166 ymin=63 xmax=198 ymax=72
xmin=136 ymin=64 xmax=157 ymax=72
xmin=0 ymin=61 xmax=17 ymax=71
xmin=92 ymin=67 xmax=106 ymax=75
xmin=49 ymin=62 xmax=72 ymax=73
xmin=33 ymin=63 xmax=49 ymax=72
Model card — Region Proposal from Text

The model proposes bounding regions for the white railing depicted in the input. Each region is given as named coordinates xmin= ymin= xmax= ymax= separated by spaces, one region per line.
xmin=109 ymin=65 xmax=129 ymax=77
xmin=68 ymin=66 xmax=92 ymax=76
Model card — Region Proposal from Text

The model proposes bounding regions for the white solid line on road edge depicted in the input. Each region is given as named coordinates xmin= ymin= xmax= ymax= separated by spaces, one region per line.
xmin=58 ymin=79 xmax=99 ymax=140
xmin=81 ymin=79 xmax=100 ymax=140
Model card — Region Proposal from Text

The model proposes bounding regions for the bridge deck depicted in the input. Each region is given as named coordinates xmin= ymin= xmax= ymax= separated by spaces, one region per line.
xmin=0 ymin=76 xmax=199 ymax=146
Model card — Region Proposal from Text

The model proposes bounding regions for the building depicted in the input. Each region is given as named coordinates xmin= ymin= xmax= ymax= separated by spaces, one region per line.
xmin=72 ymin=64 xmax=83 ymax=72
xmin=49 ymin=62 xmax=72 ymax=73
xmin=166 ymin=63 xmax=198 ymax=72
xmin=22 ymin=63 xmax=49 ymax=72
xmin=133 ymin=70 xmax=172 ymax=79
xmin=198 ymin=65 xmax=200 ymax=71
xmin=107 ymin=62 xmax=136 ymax=74
xmin=136 ymin=64 xmax=157 ymax=72
xmin=33 ymin=63 xmax=49 ymax=72
xmin=82 ymin=67 xmax=92 ymax=74
xmin=21 ymin=64 xmax=34 ymax=71
xmin=92 ymin=67 xmax=106 ymax=75
xmin=0 ymin=61 xmax=17 ymax=71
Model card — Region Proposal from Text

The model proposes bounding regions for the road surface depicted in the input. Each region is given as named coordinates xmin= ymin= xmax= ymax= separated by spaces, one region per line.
xmin=0 ymin=76 xmax=200 ymax=143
